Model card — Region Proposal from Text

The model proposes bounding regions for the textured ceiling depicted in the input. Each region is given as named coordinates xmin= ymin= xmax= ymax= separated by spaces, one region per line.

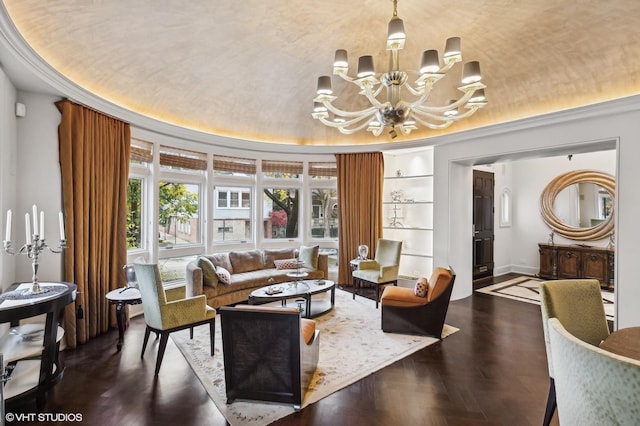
xmin=2 ymin=0 xmax=640 ymax=147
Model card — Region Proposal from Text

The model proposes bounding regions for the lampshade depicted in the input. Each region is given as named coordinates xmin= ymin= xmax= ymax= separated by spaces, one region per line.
xmin=313 ymin=102 xmax=327 ymax=113
xmin=468 ymin=88 xmax=486 ymax=103
xmin=357 ymin=56 xmax=375 ymax=78
xmin=461 ymin=61 xmax=482 ymax=84
xmin=316 ymin=76 xmax=333 ymax=95
xmin=387 ymin=16 xmax=406 ymax=49
xmin=444 ymin=37 xmax=461 ymax=58
xmin=419 ymin=50 xmax=440 ymax=74
xmin=334 ymin=49 xmax=348 ymax=68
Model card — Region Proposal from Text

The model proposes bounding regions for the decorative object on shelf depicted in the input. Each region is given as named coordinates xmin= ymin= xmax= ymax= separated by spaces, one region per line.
xmin=390 ymin=190 xmax=403 ymax=202
xmin=395 ymin=169 xmax=403 ymax=177
xmin=389 ymin=204 xmax=404 ymax=228
xmin=3 ymin=205 xmax=67 ymax=297
xmin=358 ymin=244 xmax=369 ymax=260
xmin=312 ymin=0 xmax=487 ymax=138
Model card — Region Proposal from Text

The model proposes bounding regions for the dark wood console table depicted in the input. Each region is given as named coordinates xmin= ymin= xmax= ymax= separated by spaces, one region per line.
xmin=0 ymin=282 xmax=76 ymax=409
xmin=538 ymin=243 xmax=614 ymax=290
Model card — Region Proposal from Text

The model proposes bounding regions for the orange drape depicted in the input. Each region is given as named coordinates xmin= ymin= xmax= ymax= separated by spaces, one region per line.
xmin=336 ymin=152 xmax=384 ymax=286
xmin=56 ymin=100 xmax=130 ymax=348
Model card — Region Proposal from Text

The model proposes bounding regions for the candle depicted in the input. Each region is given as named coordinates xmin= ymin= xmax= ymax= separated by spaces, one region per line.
xmin=32 ymin=204 xmax=38 ymax=235
xmin=4 ymin=209 xmax=11 ymax=242
xmin=40 ymin=210 xmax=44 ymax=240
xmin=25 ymin=213 xmax=31 ymax=244
xmin=59 ymin=211 xmax=65 ymax=241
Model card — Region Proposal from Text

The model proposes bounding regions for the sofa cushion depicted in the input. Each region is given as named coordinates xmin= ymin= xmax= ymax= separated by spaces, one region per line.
xmin=207 ymin=253 xmax=233 ymax=274
xmin=216 ymin=266 xmax=231 ymax=285
xmin=197 ymin=256 xmax=219 ymax=288
xmin=299 ymin=245 xmax=319 ymax=269
xmin=300 ymin=319 xmax=316 ymax=345
xmin=381 ymin=286 xmax=428 ymax=307
xmin=229 ymin=250 xmax=264 ymax=274
xmin=414 ymin=277 xmax=428 ymax=297
xmin=263 ymin=248 xmax=297 ymax=269
xmin=274 ymin=258 xmax=301 ymax=270
xmin=427 ymin=267 xmax=453 ymax=302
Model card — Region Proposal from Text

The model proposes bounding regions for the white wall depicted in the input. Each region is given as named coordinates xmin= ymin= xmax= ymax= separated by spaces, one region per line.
xmin=14 ymin=91 xmax=63 ymax=283
xmin=434 ymin=95 xmax=640 ymax=328
xmin=0 ymin=67 xmax=17 ymax=290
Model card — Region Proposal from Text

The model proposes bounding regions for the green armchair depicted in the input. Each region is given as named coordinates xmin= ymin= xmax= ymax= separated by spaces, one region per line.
xmin=539 ymin=279 xmax=610 ymax=426
xmin=352 ymin=239 xmax=402 ymax=308
xmin=133 ymin=263 xmax=217 ymax=376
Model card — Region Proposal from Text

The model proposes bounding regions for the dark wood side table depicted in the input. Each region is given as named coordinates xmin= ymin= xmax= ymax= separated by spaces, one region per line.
xmin=106 ymin=287 xmax=142 ymax=351
xmin=0 ymin=281 xmax=76 ymax=409
xmin=599 ymin=326 xmax=640 ymax=360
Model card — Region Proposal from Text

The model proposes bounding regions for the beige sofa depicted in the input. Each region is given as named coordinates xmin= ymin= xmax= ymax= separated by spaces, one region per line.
xmin=185 ymin=247 xmax=328 ymax=308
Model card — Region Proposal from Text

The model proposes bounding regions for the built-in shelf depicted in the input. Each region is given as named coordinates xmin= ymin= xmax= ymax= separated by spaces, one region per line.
xmin=383 ymin=201 xmax=432 ymax=205
xmin=384 ymin=227 xmax=432 ymax=231
xmin=384 ymin=174 xmax=433 ymax=180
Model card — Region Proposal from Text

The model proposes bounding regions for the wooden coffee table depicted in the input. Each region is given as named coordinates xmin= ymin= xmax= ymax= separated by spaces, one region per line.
xmin=248 ymin=280 xmax=335 ymax=318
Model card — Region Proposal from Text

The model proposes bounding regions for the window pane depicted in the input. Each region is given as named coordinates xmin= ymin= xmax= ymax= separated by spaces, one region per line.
xmin=264 ymin=188 xmax=299 ymax=239
xmin=214 ymin=186 xmax=252 ymax=242
xmin=158 ymin=182 xmax=200 ymax=247
xmin=127 ymin=178 xmax=143 ymax=249
xmin=311 ymin=189 xmax=338 ymax=238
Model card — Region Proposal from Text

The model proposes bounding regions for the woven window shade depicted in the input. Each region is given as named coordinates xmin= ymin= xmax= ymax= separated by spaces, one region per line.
xmin=262 ymin=160 xmax=303 ymax=175
xmin=130 ymin=138 xmax=153 ymax=163
xmin=159 ymin=146 xmax=207 ymax=170
xmin=309 ymin=162 xmax=337 ymax=178
xmin=213 ymin=155 xmax=257 ymax=174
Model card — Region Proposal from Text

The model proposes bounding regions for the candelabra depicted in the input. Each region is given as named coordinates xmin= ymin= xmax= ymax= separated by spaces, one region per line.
xmin=3 ymin=205 xmax=66 ymax=296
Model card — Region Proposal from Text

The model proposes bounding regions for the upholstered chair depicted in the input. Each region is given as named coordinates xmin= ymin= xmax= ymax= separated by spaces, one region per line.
xmin=539 ymin=279 xmax=610 ymax=426
xmin=133 ymin=263 xmax=216 ymax=376
xmin=220 ymin=305 xmax=320 ymax=411
xmin=380 ymin=266 xmax=455 ymax=338
xmin=352 ymin=238 xmax=403 ymax=308
xmin=547 ymin=318 xmax=640 ymax=424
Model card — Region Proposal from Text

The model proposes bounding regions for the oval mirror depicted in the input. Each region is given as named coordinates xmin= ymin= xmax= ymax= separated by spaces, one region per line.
xmin=540 ymin=170 xmax=615 ymax=240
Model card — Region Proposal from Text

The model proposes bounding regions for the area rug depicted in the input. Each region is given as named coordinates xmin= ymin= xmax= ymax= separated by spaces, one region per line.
xmin=476 ymin=276 xmax=615 ymax=320
xmin=171 ymin=288 xmax=458 ymax=426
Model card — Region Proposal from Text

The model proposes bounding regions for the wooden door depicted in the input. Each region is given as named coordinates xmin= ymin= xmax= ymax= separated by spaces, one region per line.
xmin=473 ymin=170 xmax=494 ymax=279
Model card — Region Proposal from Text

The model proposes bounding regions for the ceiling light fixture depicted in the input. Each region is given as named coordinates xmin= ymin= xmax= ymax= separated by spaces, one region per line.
xmin=312 ymin=0 xmax=487 ymax=139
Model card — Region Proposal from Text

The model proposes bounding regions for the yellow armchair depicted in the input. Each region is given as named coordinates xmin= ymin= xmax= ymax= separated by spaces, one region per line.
xmin=134 ymin=263 xmax=216 ymax=376
xmin=352 ymin=239 xmax=402 ymax=308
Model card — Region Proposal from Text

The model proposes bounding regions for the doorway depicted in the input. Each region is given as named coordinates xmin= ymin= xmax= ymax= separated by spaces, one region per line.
xmin=473 ymin=170 xmax=494 ymax=280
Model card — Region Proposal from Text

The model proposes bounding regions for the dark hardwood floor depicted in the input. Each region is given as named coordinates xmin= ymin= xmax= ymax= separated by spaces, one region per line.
xmin=8 ymin=274 xmax=557 ymax=425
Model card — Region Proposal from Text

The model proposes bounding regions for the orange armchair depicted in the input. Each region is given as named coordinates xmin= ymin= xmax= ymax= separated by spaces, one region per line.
xmin=380 ymin=266 xmax=456 ymax=338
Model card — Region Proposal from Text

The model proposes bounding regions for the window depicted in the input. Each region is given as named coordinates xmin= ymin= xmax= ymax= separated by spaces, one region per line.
xmin=158 ymin=182 xmax=201 ymax=247
xmin=262 ymin=160 xmax=303 ymax=179
xmin=263 ymin=188 xmax=299 ymax=239
xmin=214 ymin=186 xmax=252 ymax=242
xmin=311 ymin=189 xmax=338 ymax=238
xmin=127 ymin=178 xmax=144 ymax=249
xmin=309 ymin=162 xmax=338 ymax=239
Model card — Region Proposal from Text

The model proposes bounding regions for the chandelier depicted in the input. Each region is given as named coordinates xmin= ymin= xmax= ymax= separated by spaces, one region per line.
xmin=312 ymin=0 xmax=487 ymax=138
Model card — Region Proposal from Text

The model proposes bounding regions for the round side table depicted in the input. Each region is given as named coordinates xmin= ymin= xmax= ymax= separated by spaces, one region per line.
xmin=106 ymin=287 xmax=142 ymax=351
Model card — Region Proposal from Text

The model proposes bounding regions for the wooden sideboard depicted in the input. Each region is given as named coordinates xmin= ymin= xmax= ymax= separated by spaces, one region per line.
xmin=538 ymin=243 xmax=614 ymax=290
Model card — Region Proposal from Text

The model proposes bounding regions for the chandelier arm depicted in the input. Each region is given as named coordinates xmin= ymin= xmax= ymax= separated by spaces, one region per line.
xmin=360 ymin=84 xmax=386 ymax=108
xmin=411 ymin=90 xmax=475 ymax=114
xmin=319 ymin=115 xmax=377 ymax=134
xmin=405 ymin=82 xmax=436 ymax=108
xmin=410 ymin=114 xmax=455 ymax=130
xmin=321 ymin=100 xmax=379 ymax=118
xmin=318 ymin=112 xmax=376 ymax=128
xmin=411 ymin=109 xmax=452 ymax=123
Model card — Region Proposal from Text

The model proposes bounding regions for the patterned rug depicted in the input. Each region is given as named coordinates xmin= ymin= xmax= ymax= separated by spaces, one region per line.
xmin=171 ymin=288 xmax=458 ymax=426
xmin=476 ymin=276 xmax=615 ymax=320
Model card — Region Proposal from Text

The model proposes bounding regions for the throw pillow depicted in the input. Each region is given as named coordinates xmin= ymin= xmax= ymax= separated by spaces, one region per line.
xmin=414 ymin=277 xmax=429 ymax=297
xmin=298 ymin=245 xmax=319 ymax=269
xmin=216 ymin=266 xmax=231 ymax=285
xmin=197 ymin=256 xmax=219 ymax=288
xmin=274 ymin=258 xmax=302 ymax=270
